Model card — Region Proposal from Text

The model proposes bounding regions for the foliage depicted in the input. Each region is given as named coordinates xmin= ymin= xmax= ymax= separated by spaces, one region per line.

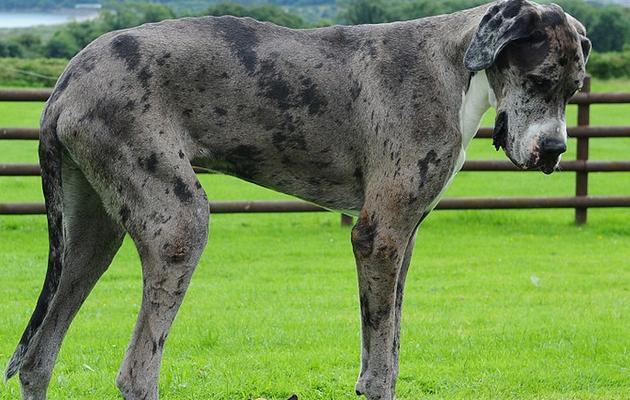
xmin=588 ymin=50 xmax=630 ymax=79
xmin=0 ymin=41 xmax=22 ymax=58
xmin=341 ymin=0 xmax=494 ymax=24
xmin=0 ymin=0 xmax=629 ymax=80
xmin=587 ymin=6 xmax=629 ymax=53
xmin=206 ymin=3 xmax=306 ymax=28
xmin=340 ymin=0 xmax=389 ymax=25
xmin=0 ymin=0 xmax=337 ymax=13
xmin=100 ymin=2 xmax=177 ymax=30
xmin=0 ymin=0 xmax=81 ymax=11
xmin=39 ymin=2 xmax=178 ymax=58
xmin=0 ymin=57 xmax=66 ymax=87
xmin=553 ymin=0 xmax=630 ymax=52
xmin=0 ymin=2 xmax=305 ymax=60
xmin=340 ymin=0 xmax=630 ymax=52
xmin=0 ymin=33 xmax=43 ymax=58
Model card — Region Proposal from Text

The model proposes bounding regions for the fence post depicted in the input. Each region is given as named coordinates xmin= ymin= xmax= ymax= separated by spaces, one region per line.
xmin=575 ymin=75 xmax=591 ymax=225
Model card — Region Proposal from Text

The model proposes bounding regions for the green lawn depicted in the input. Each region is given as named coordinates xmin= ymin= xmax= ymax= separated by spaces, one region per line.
xmin=0 ymin=80 xmax=629 ymax=399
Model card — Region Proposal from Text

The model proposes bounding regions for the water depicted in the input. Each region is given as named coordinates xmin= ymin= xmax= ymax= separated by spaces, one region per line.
xmin=0 ymin=10 xmax=99 ymax=29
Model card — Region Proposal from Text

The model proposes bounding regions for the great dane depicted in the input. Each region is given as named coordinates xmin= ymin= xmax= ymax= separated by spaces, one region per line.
xmin=6 ymin=0 xmax=590 ymax=398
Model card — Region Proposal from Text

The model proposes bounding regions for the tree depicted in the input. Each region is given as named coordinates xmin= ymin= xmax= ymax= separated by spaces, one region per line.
xmin=206 ymin=3 xmax=306 ymax=28
xmin=100 ymin=3 xmax=176 ymax=31
xmin=5 ymin=33 xmax=43 ymax=58
xmin=340 ymin=0 xmax=389 ymax=25
xmin=44 ymin=30 xmax=79 ymax=58
xmin=588 ymin=7 xmax=629 ymax=52
xmin=0 ymin=41 xmax=23 ymax=57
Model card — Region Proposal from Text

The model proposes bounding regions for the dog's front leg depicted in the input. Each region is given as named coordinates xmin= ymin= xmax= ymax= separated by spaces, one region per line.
xmin=352 ymin=206 xmax=421 ymax=400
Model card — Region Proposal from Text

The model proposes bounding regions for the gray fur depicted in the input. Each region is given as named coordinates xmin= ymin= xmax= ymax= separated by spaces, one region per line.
xmin=5 ymin=1 xmax=589 ymax=399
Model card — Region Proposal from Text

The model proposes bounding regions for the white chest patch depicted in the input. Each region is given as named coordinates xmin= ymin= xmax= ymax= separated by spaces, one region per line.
xmin=427 ymin=71 xmax=494 ymax=211
xmin=459 ymin=70 xmax=494 ymax=151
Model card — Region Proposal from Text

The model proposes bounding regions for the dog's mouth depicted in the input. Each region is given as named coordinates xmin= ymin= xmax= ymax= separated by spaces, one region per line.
xmin=493 ymin=115 xmax=560 ymax=175
xmin=492 ymin=111 xmax=527 ymax=169
xmin=492 ymin=111 xmax=508 ymax=152
xmin=527 ymin=149 xmax=559 ymax=175
xmin=539 ymin=158 xmax=559 ymax=175
xmin=534 ymin=154 xmax=560 ymax=175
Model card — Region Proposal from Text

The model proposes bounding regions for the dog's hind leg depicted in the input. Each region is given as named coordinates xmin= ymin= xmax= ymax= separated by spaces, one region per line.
xmin=17 ymin=155 xmax=125 ymax=400
xmin=72 ymin=145 xmax=210 ymax=400
xmin=115 ymin=174 xmax=208 ymax=400
xmin=46 ymin=112 xmax=210 ymax=399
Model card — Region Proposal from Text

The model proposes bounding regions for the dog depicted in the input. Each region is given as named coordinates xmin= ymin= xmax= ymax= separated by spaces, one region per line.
xmin=6 ymin=1 xmax=590 ymax=399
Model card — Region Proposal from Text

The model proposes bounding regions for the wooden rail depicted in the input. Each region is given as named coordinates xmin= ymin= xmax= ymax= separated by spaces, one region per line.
xmin=1 ymin=76 xmax=629 ymax=225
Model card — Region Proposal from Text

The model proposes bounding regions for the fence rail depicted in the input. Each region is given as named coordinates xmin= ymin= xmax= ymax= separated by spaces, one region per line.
xmin=2 ymin=196 xmax=629 ymax=216
xmin=2 ymin=88 xmax=629 ymax=104
xmin=4 ymin=126 xmax=629 ymax=141
xmin=3 ymin=160 xmax=630 ymax=177
xmin=1 ymin=76 xmax=629 ymax=224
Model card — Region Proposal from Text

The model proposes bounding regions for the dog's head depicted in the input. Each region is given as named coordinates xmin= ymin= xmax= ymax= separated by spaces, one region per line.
xmin=464 ymin=0 xmax=590 ymax=174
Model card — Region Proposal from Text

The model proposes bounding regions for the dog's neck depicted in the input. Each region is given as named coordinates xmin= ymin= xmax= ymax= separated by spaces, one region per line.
xmin=439 ymin=4 xmax=497 ymax=146
xmin=459 ymin=71 xmax=495 ymax=148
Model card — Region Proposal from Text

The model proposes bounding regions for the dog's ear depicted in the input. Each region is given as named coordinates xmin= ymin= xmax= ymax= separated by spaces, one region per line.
xmin=464 ymin=0 xmax=536 ymax=72
xmin=565 ymin=12 xmax=591 ymax=63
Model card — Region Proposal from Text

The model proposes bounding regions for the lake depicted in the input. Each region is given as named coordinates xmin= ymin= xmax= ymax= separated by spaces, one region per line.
xmin=0 ymin=10 xmax=99 ymax=29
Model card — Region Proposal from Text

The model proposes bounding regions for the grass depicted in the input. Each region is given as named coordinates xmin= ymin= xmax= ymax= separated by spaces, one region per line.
xmin=0 ymin=80 xmax=629 ymax=399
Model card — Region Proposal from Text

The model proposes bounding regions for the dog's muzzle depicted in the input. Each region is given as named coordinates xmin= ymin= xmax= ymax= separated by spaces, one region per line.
xmin=538 ymin=138 xmax=566 ymax=175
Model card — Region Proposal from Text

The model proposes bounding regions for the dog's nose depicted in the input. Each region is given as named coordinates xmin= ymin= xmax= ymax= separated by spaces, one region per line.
xmin=540 ymin=138 xmax=567 ymax=159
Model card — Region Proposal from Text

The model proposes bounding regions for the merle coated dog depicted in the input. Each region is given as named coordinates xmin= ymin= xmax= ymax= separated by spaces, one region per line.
xmin=6 ymin=1 xmax=590 ymax=399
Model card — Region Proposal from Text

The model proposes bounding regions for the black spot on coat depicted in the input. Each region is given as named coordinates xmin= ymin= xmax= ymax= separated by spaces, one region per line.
xmin=120 ymin=206 xmax=130 ymax=223
xmin=174 ymin=177 xmax=193 ymax=203
xmin=146 ymin=153 xmax=158 ymax=173
xmin=257 ymin=59 xmax=291 ymax=110
xmin=352 ymin=211 xmax=376 ymax=258
xmin=299 ymin=77 xmax=328 ymax=115
xmin=111 ymin=34 xmax=141 ymax=71
xmin=417 ymin=150 xmax=440 ymax=190
xmin=138 ymin=65 xmax=153 ymax=89
xmin=215 ymin=17 xmax=259 ymax=74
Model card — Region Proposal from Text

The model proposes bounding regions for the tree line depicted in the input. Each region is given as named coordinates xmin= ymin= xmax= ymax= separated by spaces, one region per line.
xmin=341 ymin=0 xmax=629 ymax=53
xmin=0 ymin=0 xmax=335 ymax=12
xmin=0 ymin=0 xmax=628 ymax=84
xmin=0 ymin=3 xmax=313 ymax=59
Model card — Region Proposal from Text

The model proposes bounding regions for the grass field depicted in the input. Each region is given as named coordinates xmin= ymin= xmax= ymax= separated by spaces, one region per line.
xmin=0 ymin=80 xmax=629 ymax=399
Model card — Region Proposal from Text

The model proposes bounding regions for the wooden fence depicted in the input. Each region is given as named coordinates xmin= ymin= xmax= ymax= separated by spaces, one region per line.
xmin=1 ymin=76 xmax=629 ymax=225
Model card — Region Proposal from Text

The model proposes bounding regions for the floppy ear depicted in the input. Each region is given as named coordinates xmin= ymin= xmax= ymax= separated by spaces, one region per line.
xmin=565 ymin=12 xmax=591 ymax=63
xmin=464 ymin=0 xmax=536 ymax=72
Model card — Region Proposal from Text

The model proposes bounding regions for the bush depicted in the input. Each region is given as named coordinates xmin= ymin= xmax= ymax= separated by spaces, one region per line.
xmin=0 ymin=57 xmax=67 ymax=87
xmin=100 ymin=3 xmax=176 ymax=31
xmin=0 ymin=41 xmax=23 ymax=58
xmin=588 ymin=51 xmax=630 ymax=79
xmin=44 ymin=30 xmax=80 ymax=58
xmin=206 ymin=3 xmax=307 ymax=28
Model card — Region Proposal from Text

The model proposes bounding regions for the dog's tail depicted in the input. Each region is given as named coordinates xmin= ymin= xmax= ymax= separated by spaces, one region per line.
xmin=5 ymin=101 xmax=64 ymax=381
